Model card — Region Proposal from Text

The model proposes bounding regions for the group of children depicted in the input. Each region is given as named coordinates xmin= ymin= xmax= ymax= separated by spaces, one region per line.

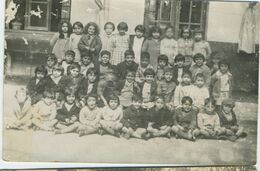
xmin=5 ymin=21 xmax=247 ymax=142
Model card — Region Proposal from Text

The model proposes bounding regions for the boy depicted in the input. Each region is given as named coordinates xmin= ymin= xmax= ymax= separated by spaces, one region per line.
xmin=79 ymin=51 xmax=95 ymax=76
xmin=116 ymin=50 xmax=138 ymax=80
xmin=45 ymin=53 xmax=57 ymax=76
xmin=189 ymin=53 xmax=211 ymax=87
xmin=61 ymin=50 xmax=76 ymax=75
xmin=135 ymin=52 xmax=154 ymax=84
xmin=156 ymin=54 xmax=169 ymax=83
xmin=172 ymin=54 xmax=189 ymax=84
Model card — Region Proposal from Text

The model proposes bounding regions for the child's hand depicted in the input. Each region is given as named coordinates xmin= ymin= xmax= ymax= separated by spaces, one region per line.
xmin=90 ymin=48 xmax=95 ymax=52
xmin=70 ymin=115 xmax=77 ymax=122
xmin=85 ymin=46 xmax=90 ymax=50
xmin=65 ymin=118 xmax=70 ymax=123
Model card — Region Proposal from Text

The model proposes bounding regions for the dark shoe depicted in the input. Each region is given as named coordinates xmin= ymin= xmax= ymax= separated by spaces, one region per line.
xmin=217 ymin=135 xmax=228 ymax=140
xmin=239 ymin=132 xmax=247 ymax=138
xmin=99 ymin=129 xmax=105 ymax=136
xmin=114 ymin=131 xmax=120 ymax=138
xmin=228 ymin=135 xmax=238 ymax=142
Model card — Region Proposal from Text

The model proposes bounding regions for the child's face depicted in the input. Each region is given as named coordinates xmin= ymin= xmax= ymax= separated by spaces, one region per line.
xmin=66 ymin=94 xmax=75 ymax=104
xmin=65 ymin=54 xmax=74 ymax=64
xmin=125 ymin=55 xmax=135 ymax=65
xmin=205 ymin=103 xmax=215 ymax=114
xmin=182 ymin=74 xmax=191 ymax=85
xmin=36 ymin=71 xmax=45 ymax=80
xmin=74 ymin=25 xmax=83 ymax=35
xmin=165 ymin=28 xmax=174 ymax=39
xmin=44 ymin=96 xmax=54 ymax=106
xmin=62 ymin=23 xmax=68 ymax=33
xmin=194 ymin=33 xmax=202 ymax=41
xmin=126 ymin=72 xmax=135 ymax=83
xmin=182 ymin=100 xmax=192 ymax=112
xmin=176 ymin=60 xmax=184 ymax=68
xmin=86 ymin=97 xmax=97 ymax=109
xmin=145 ymin=74 xmax=154 ymax=83
xmin=136 ymin=30 xmax=143 ymax=38
xmin=195 ymin=77 xmax=205 ymax=88
xmin=105 ymin=24 xmax=114 ymax=35
xmin=109 ymin=99 xmax=119 ymax=110
xmin=70 ymin=68 xmax=80 ymax=77
xmin=164 ymin=72 xmax=173 ymax=82
xmin=155 ymin=98 xmax=164 ymax=110
xmin=140 ymin=58 xmax=149 ymax=68
xmin=182 ymin=29 xmax=190 ymax=39
xmin=195 ymin=58 xmax=204 ymax=67
xmin=101 ymin=54 xmax=110 ymax=64
xmin=222 ymin=104 xmax=232 ymax=114
xmin=82 ymin=56 xmax=92 ymax=66
xmin=16 ymin=91 xmax=27 ymax=103
xmin=132 ymin=100 xmax=141 ymax=109
xmin=47 ymin=58 xmax=56 ymax=67
xmin=220 ymin=64 xmax=229 ymax=74
xmin=53 ymin=69 xmax=62 ymax=78
xmin=158 ymin=60 xmax=167 ymax=68
xmin=88 ymin=25 xmax=96 ymax=35
xmin=152 ymin=32 xmax=160 ymax=39
xmin=118 ymin=29 xmax=126 ymax=36
xmin=87 ymin=73 xmax=96 ymax=83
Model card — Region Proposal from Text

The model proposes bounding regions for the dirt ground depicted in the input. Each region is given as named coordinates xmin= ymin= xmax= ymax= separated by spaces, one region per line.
xmin=2 ymin=84 xmax=258 ymax=165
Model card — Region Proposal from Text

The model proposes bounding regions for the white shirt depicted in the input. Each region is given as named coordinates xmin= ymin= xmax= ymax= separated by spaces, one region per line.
xmin=142 ymin=82 xmax=151 ymax=102
xmin=190 ymin=85 xmax=210 ymax=108
xmin=133 ymin=37 xmax=144 ymax=64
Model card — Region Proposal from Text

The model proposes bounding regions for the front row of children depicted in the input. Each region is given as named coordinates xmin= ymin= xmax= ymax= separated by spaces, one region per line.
xmin=6 ymin=86 xmax=246 ymax=142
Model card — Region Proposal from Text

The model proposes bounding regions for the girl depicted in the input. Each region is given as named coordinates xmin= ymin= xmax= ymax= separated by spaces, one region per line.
xmin=78 ymin=22 xmax=102 ymax=64
xmin=69 ymin=21 xmax=84 ymax=62
xmin=100 ymin=94 xmax=123 ymax=137
xmin=50 ymin=21 xmax=73 ymax=62
xmin=101 ymin=22 xmax=115 ymax=51
xmin=160 ymin=25 xmax=178 ymax=66
xmin=177 ymin=26 xmax=193 ymax=57
xmin=45 ymin=54 xmax=57 ymax=76
xmin=110 ymin=22 xmax=130 ymax=65
xmin=142 ymin=26 xmax=162 ymax=67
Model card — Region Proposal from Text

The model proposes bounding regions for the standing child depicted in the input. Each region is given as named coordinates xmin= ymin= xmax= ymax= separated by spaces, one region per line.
xmin=156 ymin=54 xmax=169 ymax=84
xmin=110 ymin=22 xmax=130 ymax=65
xmin=45 ymin=54 xmax=57 ymax=76
xmin=135 ymin=52 xmax=154 ymax=84
xmin=160 ymin=25 xmax=178 ymax=66
xmin=78 ymin=22 xmax=102 ymax=64
xmin=100 ymin=94 xmax=123 ymax=137
xmin=50 ymin=21 xmax=73 ymax=62
xmin=193 ymin=29 xmax=212 ymax=62
xmin=129 ymin=24 xmax=146 ymax=64
xmin=101 ymin=22 xmax=115 ymax=51
xmin=61 ymin=50 xmax=76 ymax=75
xmin=69 ymin=21 xmax=84 ymax=62
xmin=172 ymin=54 xmax=189 ymax=85
xmin=31 ymin=90 xmax=57 ymax=131
xmin=142 ymin=26 xmax=162 ymax=67
xmin=206 ymin=52 xmax=223 ymax=75
xmin=147 ymin=96 xmax=172 ymax=138
xmin=177 ymin=26 xmax=193 ymax=63
xmin=172 ymin=96 xmax=199 ymax=141
xmin=79 ymin=51 xmax=95 ymax=76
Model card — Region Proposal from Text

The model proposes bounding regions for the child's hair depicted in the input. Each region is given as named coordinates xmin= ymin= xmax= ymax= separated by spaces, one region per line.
xmin=73 ymin=21 xmax=84 ymax=29
xmin=53 ymin=64 xmax=65 ymax=75
xmin=140 ymin=52 xmax=150 ymax=60
xmin=46 ymin=54 xmax=57 ymax=64
xmin=204 ymin=98 xmax=216 ymax=106
xmin=15 ymin=88 xmax=28 ymax=97
xmin=58 ymin=20 xmax=73 ymax=38
xmin=135 ymin=24 xmax=146 ymax=33
xmin=181 ymin=96 xmax=193 ymax=104
xmin=144 ymin=68 xmax=155 ymax=77
xmin=154 ymin=95 xmax=165 ymax=102
xmin=194 ymin=28 xmax=204 ymax=35
xmin=104 ymin=22 xmax=115 ymax=31
xmin=124 ymin=49 xmax=135 ymax=58
xmin=84 ymin=22 xmax=100 ymax=35
xmin=182 ymin=70 xmax=192 ymax=78
xmin=107 ymin=94 xmax=120 ymax=106
xmin=149 ymin=26 xmax=162 ymax=37
xmin=180 ymin=26 xmax=191 ymax=38
xmin=164 ymin=25 xmax=174 ymax=34
xmin=164 ymin=66 xmax=173 ymax=75
xmin=117 ymin=22 xmax=128 ymax=31
xmin=158 ymin=54 xmax=168 ymax=64
xmin=65 ymin=50 xmax=75 ymax=58
xmin=174 ymin=54 xmax=185 ymax=63
xmin=85 ymin=93 xmax=98 ymax=102
xmin=35 ymin=65 xmax=47 ymax=77
xmin=69 ymin=63 xmax=81 ymax=71
xmin=132 ymin=94 xmax=142 ymax=102
xmin=43 ymin=90 xmax=55 ymax=99
xmin=86 ymin=67 xmax=98 ymax=77
xmin=193 ymin=53 xmax=205 ymax=62
xmin=100 ymin=50 xmax=111 ymax=58
xmin=64 ymin=87 xmax=76 ymax=98
xmin=218 ymin=59 xmax=230 ymax=69
xmin=195 ymin=73 xmax=205 ymax=81
xmin=222 ymin=98 xmax=235 ymax=108
xmin=126 ymin=69 xmax=135 ymax=76
xmin=81 ymin=50 xmax=93 ymax=60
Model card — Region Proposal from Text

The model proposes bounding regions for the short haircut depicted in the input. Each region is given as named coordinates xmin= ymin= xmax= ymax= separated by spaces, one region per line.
xmin=73 ymin=21 xmax=84 ymax=29
xmin=100 ymin=50 xmax=111 ymax=57
xmin=218 ymin=59 xmax=230 ymax=69
xmin=174 ymin=54 xmax=185 ymax=63
xmin=195 ymin=73 xmax=205 ymax=81
xmin=117 ymin=22 xmax=128 ymax=31
xmin=194 ymin=28 xmax=204 ymax=34
xmin=104 ymin=22 xmax=115 ymax=31
xmin=144 ymin=68 xmax=155 ymax=77
xmin=69 ymin=63 xmax=81 ymax=71
xmin=81 ymin=51 xmax=93 ymax=59
xmin=46 ymin=54 xmax=57 ymax=63
xmin=164 ymin=24 xmax=174 ymax=33
xmin=43 ymin=90 xmax=55 ymax=99
xmin=154 ymin=95 xmax=165 ymax=102
xmin=64 ymin=87 xmax=76 ymax=97
xmin=124 ymin=49 xmax=135 ymax=58
xmin=15 ymin=87 xmax=27 ymax=97
xmin=53 ymin=64 xmax=64 ymax=75
xmin=164 ymin=66 xmax=173 ymax=74
xmin=193 ymin=53 xmax=205 ymax=62
xmin=35 ymin=65 xmax=47 ymax=77
xmin=181 ymin=96 xmax=193 ymax=104
xmin=126 ymin=69 xmax=135 ymax=76
xmin=135 ymin=24 xmax=145 ymax=33
xmin=140 ymin=52 xmax=150 ymax=60
xmin=149 ymin=26 xmax=162 ymax=37
xmin=132 ymin=94 xmax=142 ymax=102
xmin=65 ymin=50 xmax=75 ymax=58
xmin=158 ymin=54 xmax=168 ymax=64
xmin=204 ymin=98 xmax=216 ymax=106
xmin=85 ymin=93 xmax=98 ymax=101
xmin=86 ymin=67 xmax=98 ymax=76
xmin=182 ymin=70 xmax=192 ymax=78
xmin=107 ymin=94 xmax=120 ymax=105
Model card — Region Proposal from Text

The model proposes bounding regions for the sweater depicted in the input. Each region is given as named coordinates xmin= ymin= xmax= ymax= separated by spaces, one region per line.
xmin=148 ymin=106 xmax=173 ymax=128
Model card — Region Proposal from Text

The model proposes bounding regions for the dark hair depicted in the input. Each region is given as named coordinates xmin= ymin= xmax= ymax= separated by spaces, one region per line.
xmin=144 ymin=68 xmax=155 ymax=77
xmin=204 ymin=98 xmax=216 ymax=106
xmin=149 ymin=26 xmax=162 ymax=37
xmin=154 ymin=95 xmax=165 ymax=102
xmin=124 ymin=49 xmax=135 ymax=58
xmin=104 ymin=22 xmax=115 ymax=31
xmin=107 ymin=94 xmax=120 ymax=105
xmin=100 ymin=50 xmax=111 ymax=57
xmin=132 ymin=94 xmax=142 ymax=102
xmin=164 ymin=67 xmax=173 ymax=75
xmin=81 ymin=50 xmax=93 ymax=60
xmin=126 ymin=69 xmax=135 ymax=76
xmin=58 ymin=20 xmax=73 ymax=38
xmin=64 ymin=87 xmax=76 ymax=97
xmin=85 ymin=93 xmax=98 ymax=102
xmin=158 ymin=54 xmax=168 ymax=64
xmin=182 ymin=70 xmax=192 ymax=78
xmin=194 ymin=28 xmax=204 ymax=34
xmin=164 ymin=25 xmax=174 ymax=34
xmin=69 ymin=63 xmax=81 ymax=71
xmin=140 ymin=52 xmax=150 ymax=60
xmin=117 ymin=22 xmax=128 ymax=32
xmin=65 ymin=50 xmax=75 ymax=58
xmin=35 ymin=65 xmax=47 ymax=78
xmin=180 ymin=26 xmax=191 ymax=39
xmin=218 ymin=59 xmax=230 ymax=69
xmin=43 ymin=90 xmax=55 ymax=99
xmin=135 ymin=24 xmax=145 ymax=33
xmin=53 ymin=64 xmax=64 ymax=75
xmin=46 ymin=54 xmax=57 ymax=64
xmin=86 ymin=67 xmax=98 ymax=77
xmin=181 ymin=96 xmax=193 ymax=104
xmin=195 ymin=73 xmax=205 ymax=81
xmin=193 ymin=53 xmax=205 ymax=62
xmin=73 ymin=21 xmax=84 ymax=29
xmin=174 ymin=54 xmax=185 ymax=63
xmin=84 ymin=22 xmax=100 ymax=35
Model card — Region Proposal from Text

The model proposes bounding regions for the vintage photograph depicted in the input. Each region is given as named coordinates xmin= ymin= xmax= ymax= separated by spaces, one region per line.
xmin=3 ymin=0 xmax=259 ymax=165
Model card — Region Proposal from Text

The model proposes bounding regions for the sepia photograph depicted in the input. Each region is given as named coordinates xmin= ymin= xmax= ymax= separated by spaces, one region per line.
xmin=2 ymin=0 xmax=259 ymax=165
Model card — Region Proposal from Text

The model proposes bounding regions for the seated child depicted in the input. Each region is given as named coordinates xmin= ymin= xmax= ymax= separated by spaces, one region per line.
xmin=156 ymin=54 xmax=168 ymax=83
xmin=116 ymin=50 xmax=138 ymax=80
xmin=61 ymin=50 xmax=76 ymax=75
xmin=100 ymin=94 xmax=123 ymax=137
xmin=147 ymin=96 xmax=172 ymax=138
xmin=26 ymin=65 xmax=47 ymax=104
xmin=121 ymin=95 xmax=149 ymax=139
xmin=135 ymin=52 xmax=154 ymax=84
xmin=79 ymin=50 xmax=95 ymax=76
xmin=5 ymin=88 xmax=32 ymax=130
xmin=189 ymin=53 xmax=211 ymax=87
xmin=45 ymin=53 xmax=57 ymax=76
xmin=31 ymin=90 xmax=58 ymax=131
xmin=172 ymin=54 xmax=189 ymax=85
xmin=96 ymin=50 xmax=116 ymax=80
xmin=172 ymin=96 xmax=199 ymax=141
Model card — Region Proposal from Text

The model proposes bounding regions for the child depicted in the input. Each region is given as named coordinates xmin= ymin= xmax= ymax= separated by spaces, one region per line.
xmin=129 ymin=24 xmax=146 ymax=64
xmin=100 ymin=94 xmax=123 ymax=137
xmin=177 ymin=26 xmax=193 ymax=57
xmin=206 ymin=52 xmax=223 ymax=75
xmin=172 ymin=96 xmax=199 ymax=141
xmin=5 ymin=88 xmax=32 ymax=130
xmin=50 ymin=21 xmax=73 ymax=62
xmin=190 ymin=73 xmax=210 ymax=109
xmin=78 ymin=22 xmax=102 ymax=64
xmin=156 ymin=54 xmax=169 ymax=83
xmin=193 ymin=29 xmax=212 ymax=62
xmin=142 ymin=26 xmax=162 ymax=67
xmin=189 ymin=53 xmax=211 ymax=87
xmin=117 ymin=70 xmax=140 ymax=108
xmin=45 ymin=54 xmax=57 ymax=76
xmin=121 ymin=95 xmax=149 ymax=139
xmin=147 ymin=96 xmax=172 ymax=138
xmin=31 ymin=90 xmax=57 ymax=131
xmin=55 ymin=88 xmax=80 ymax=130
xmin=61 ymin=50 xmax=76 ymax=75
xmin=101 ymin=22 xmax=115 ymax=51
xmin=173 ymin=71 xmax=193 ymax=107
xmin=160 ymin=25 xmax=178 ymax=66
xmin=69 ymin=21 xmax=84 ymax=62
xmin=79 ymin=51 xmax=95 ymax=76
xmin=110 ymin=22 xmax=130 ymax=65
xmin=135 ymin=52 xmax=154 ymax=84
xmin=95 ymin=50 xmax=116 ymax=79
xmin=211 ymin=59 xmax=233 ymax=107
xmin=116 ymin=49 xmax=138 ymax=80
xmin=26 ymin=65 xmax=47 ymax=104
xmin=172 ymin=54 xmax=189 ymax=85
